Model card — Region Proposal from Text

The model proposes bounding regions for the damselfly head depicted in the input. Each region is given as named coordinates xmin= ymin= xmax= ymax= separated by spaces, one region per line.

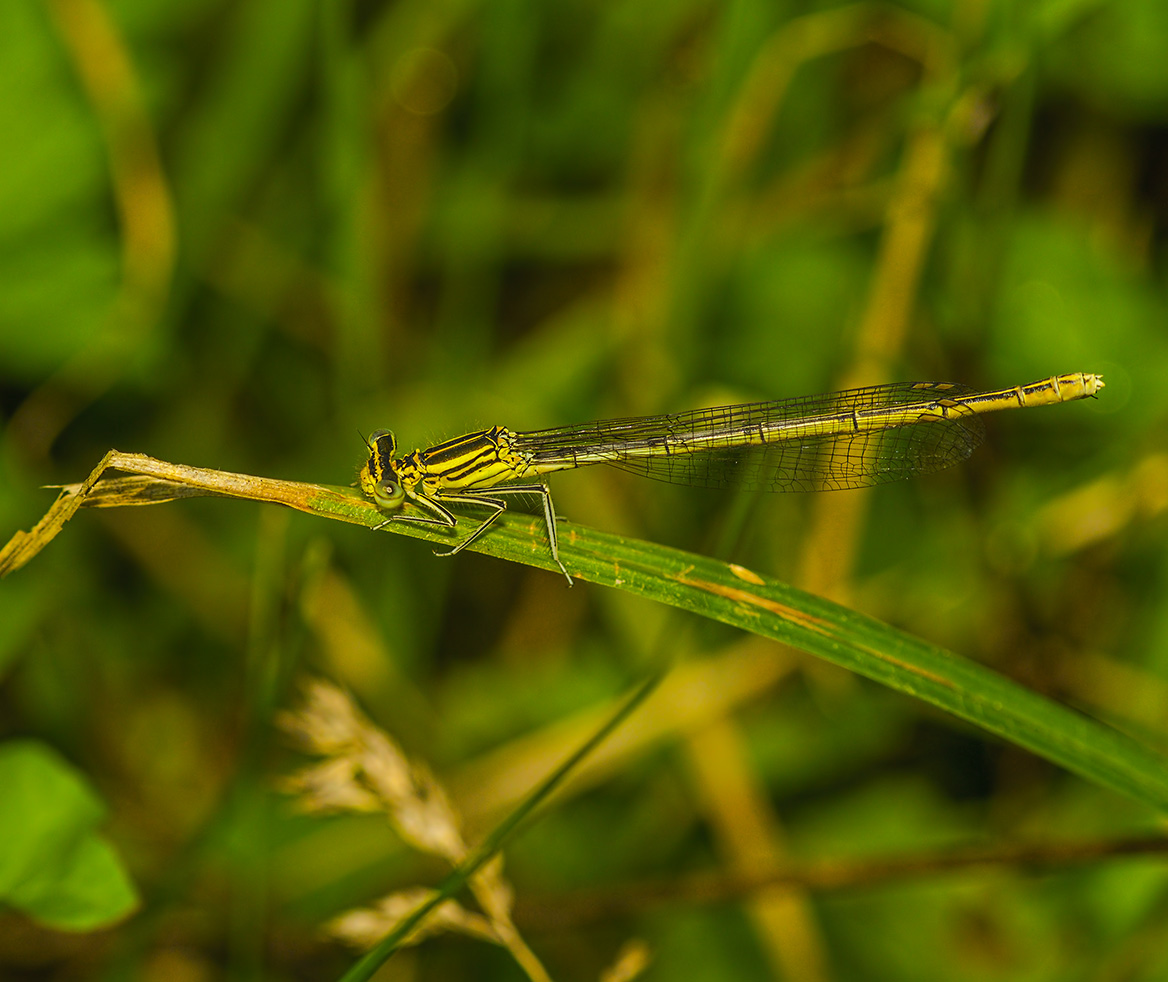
xmin=359 ymin=429 xmax=407 ymax=511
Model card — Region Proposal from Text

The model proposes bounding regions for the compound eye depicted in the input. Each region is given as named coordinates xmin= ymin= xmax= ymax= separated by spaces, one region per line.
xmin=368 ymin=429 xmax=396 ymax=453
xmin=373 ymin=479 xmax=405 ymax=509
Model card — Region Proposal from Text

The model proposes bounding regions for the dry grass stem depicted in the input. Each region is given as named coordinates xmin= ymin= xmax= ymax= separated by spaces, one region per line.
xmin=327 ymin=888 xmax=499 ymax=949
xmin=279 ymin=679 xmax=553 ymax=982
xmin=599 ymin=940 xmax=652 ymax=982
xmin=0 ymin=450 xmax=376 ymax=579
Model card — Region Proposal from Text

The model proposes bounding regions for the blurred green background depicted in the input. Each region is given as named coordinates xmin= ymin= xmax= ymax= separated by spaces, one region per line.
xmin=2 ymin=0 xmax=1168 ymax=978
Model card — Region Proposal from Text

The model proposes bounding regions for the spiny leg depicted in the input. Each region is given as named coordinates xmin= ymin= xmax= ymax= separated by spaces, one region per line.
xmin=427 ymin=493 xmax=506 ymax=557
xmin=373 ymin=489 xmax=457 ymax=532
xmin=377 ymin=512 xmax=454 ymax=533
xmin=436 ymin=483 xmax=571 ymax=584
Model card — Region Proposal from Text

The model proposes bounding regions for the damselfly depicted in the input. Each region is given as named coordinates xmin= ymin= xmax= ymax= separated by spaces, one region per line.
xmin=360 ymin=372 xmax=1104 ymax=583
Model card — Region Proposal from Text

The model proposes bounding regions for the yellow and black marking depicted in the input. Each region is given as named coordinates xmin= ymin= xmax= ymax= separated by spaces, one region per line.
xmin=360 ymin=425 xmax=566 ymax=580
xmin=360 ymin=372 xmax=1103 ymax=584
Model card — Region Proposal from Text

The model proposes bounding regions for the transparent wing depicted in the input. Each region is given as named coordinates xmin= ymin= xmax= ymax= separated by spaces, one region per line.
xmin=513 ymin=382 xmax=987 ymax=493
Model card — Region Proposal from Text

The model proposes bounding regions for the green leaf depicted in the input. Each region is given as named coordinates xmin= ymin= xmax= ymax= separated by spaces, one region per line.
xmin=376 ymin=506 xmax=1168 ymax=814
xmin=0 ymin=741 xmax=138 ymax=930
xmin=9 ymin=455 xmax=1168 ymax=819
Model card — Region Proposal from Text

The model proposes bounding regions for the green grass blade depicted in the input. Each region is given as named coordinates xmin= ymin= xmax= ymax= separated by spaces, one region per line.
xmin=371 ymin=501 xmax=1168 ymax=814
xmin=7 ymin=461 xmax=1167 ymax=813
